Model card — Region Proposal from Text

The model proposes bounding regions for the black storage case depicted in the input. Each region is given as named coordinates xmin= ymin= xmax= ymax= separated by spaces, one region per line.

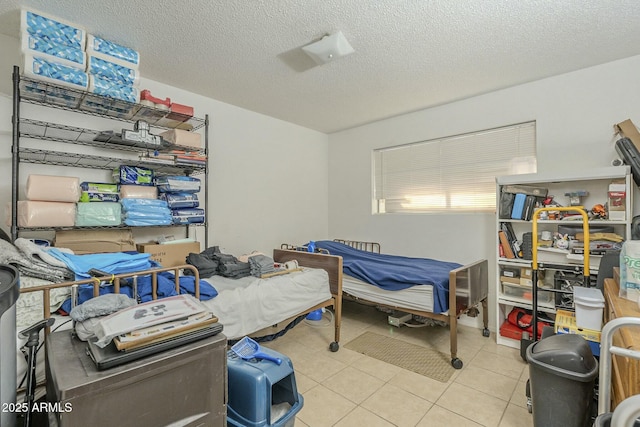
xmin=615 ymin=137 xmax=640 ymax=186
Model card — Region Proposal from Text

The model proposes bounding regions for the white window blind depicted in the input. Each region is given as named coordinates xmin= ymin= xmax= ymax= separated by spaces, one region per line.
xmin=373 ymin=121 xmax=536 ymax=213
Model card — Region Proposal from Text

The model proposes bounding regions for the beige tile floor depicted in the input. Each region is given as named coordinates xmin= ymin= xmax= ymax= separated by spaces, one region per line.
xmin=262 ymin=300 xmax=533 ymax=427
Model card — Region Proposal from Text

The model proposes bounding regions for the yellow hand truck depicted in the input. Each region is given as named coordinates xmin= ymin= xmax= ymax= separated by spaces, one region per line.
xmin=523 ymin=206 xmax=591 ymax=415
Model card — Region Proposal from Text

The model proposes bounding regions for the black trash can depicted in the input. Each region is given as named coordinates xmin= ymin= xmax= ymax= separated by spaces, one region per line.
xmin=0 ymin=265 xmax=20 ymax=427
xmin=526 ymin=333 xmax=599 ymax=427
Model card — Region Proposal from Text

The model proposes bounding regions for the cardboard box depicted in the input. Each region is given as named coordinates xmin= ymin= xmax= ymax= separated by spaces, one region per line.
xmin=554 ymin=309 xmax=601 ymax=343
xmin=502 ymin=266 xmax=520 ymax=278
xmin=500 ymin=275 xmax=521 ymax=285
xmin=615 ymin=119 xmax=640 ymax=152
xmin=554 ymin=309 xmax=601 ymax=356
xmin=160 ymin=129 xmax=202 ymax=150
xmin=519 ymin=267 xmax=545 ymax=286
xmin=55 ymin=229 xmax=135 ymax=254
xmin=608 ymin=180 xmax=626 ymax=221
xmin=136 ymin=241 xmax=201 ymax=267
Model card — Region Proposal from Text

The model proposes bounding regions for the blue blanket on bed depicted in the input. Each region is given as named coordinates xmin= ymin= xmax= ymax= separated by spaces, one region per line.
xmin=314 ymin=240 xmax=461 ymax=313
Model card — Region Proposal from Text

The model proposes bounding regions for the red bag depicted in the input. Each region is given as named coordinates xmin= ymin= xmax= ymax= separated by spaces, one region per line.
xmin=507 ymin=308 xmax=550 ymax=340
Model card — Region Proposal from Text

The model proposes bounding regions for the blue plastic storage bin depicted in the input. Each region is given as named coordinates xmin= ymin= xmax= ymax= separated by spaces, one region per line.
xmin=227 ymin=346 xmax=303 ymax=427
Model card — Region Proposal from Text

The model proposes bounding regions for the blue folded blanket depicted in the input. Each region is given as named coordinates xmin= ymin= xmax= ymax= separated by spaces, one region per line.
xmin=59 ymin=271 xmax=218 ymax=313
xmin=314 ymin=240 xmax=461 ymax=313
xmin=46 ymin=248 xmax=154 ymax=280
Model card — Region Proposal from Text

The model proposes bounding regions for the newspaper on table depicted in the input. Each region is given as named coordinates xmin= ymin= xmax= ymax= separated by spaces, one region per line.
xmin=94 ymin=294 xmax=213 ymax=348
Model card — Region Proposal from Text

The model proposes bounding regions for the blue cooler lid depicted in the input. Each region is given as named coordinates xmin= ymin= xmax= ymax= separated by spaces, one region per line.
xmin=0 ymin=265 xmax=19 ymax=317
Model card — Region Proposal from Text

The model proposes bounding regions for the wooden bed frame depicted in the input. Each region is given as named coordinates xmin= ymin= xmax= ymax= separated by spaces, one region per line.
xmin=282 ymin=239 xmax=489 ymax=369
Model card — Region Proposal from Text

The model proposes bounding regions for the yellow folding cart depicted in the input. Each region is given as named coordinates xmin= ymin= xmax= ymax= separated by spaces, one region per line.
xmin=523 ymin=206 xmax=593 ymax=421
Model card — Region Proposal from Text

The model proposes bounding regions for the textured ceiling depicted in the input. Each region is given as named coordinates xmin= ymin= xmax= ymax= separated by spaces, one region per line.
xmin=1 ymin=0 xmax=640 ymax=133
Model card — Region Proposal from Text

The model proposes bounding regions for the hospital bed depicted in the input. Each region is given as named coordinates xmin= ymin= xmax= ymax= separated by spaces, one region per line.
xmin=282 ymin=239 xmax=489 ymax=369
xmin=201 ymin=249 xmax=343 ymax=350
xmin=14 ymin=248 xmax=343 ymax=398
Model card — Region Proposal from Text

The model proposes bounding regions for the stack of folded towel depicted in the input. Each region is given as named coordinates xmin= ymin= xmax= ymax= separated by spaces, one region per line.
xmin=248 ymin=254 xmax=276 ymax=277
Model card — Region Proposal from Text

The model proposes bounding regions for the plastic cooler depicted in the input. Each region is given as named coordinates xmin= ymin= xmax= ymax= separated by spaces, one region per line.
xmin=227 ymin=346 xmax=303 ymax=427
xmin=0 ymin=265 xmax=20 ymax=427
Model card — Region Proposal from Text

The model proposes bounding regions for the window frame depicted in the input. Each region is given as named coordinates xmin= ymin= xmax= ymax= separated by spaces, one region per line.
xmin=372 ymin=121 xmax=537 ymax=214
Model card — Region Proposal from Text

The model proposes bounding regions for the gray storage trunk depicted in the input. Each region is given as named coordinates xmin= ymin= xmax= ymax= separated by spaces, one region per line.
xmin=46 ymin=330 xmax=227 ymax=427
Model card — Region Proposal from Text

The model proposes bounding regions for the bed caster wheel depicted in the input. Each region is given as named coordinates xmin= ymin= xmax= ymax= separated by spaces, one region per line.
xmin=329 ymin=342 xmax=339 ymax=352
xmin=482 ymin=328 xmax=490 ymax=337
xmin=451 ymin=358 xmax=463 ymax=369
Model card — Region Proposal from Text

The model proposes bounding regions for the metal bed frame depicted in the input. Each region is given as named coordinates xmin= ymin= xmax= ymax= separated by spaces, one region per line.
xmin=282 ymin=239 xmax=489 ymax=369
xmin=19 ymin=265 xmax=201 ymax=336
xmin=272 ymin=248 xmax=343 ymax=352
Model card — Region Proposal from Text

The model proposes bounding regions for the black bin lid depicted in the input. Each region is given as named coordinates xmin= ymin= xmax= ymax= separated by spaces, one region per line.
xmin=529 ymin=333 xmax=597 ymax=373
xmin=0 ymin=264 xmax=19 ymax=317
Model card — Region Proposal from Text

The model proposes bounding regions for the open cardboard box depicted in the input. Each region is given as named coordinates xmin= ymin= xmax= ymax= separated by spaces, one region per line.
xmin=615 ymin=119 xmax=640 ymax=151
xmin=55 ymin=229 xmax=136 ymax=254
xmin=136 ymin=240 xmax=201 ymax=267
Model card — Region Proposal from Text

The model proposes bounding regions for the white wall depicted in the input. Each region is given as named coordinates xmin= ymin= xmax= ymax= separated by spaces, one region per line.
xmin=327 ymin=54 xmax=640 ymax=329
xmin=0 ymin=33 xmax=329 ymax=255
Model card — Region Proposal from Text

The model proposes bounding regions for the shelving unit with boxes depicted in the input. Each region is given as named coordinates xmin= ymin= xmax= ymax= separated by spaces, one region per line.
xmin=495 ymin=166 xmax=633 ymax=349
xmin=10 ymin=65 xmax=209 ymax=252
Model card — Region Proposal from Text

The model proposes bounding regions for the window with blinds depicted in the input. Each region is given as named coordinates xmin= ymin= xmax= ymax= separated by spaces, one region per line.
xmin=373 ymin=121 xmax=536 ymax=213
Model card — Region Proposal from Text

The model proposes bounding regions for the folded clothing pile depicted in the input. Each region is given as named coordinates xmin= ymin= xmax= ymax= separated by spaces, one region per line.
xmin=185 ymin=246 xmax=251 ymax=279
xmin=0 ymin=238 xmax=73 ymax=283
xmin=71 ymin=293 xmax=136 ymax=341
xmin=248 ymin=254 xmax=276 ymax=277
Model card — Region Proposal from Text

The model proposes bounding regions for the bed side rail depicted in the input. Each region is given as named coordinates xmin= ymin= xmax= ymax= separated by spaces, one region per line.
xmin=19 ymin=264 xmax=200 ymax=331
xmin=273 ymin=249 xmax=342 ymax=297
xmin=279 ymin=243 xmax=329 ymax=254
xmin=333 ymin=239 xmax=381 ymax=253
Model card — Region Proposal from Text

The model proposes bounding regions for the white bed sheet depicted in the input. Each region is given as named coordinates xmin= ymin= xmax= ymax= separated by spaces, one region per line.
xmin=201 ymin=267 xmax=331 ymax=339
xmin=343 ymin=274 xmax=441 ymax=314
